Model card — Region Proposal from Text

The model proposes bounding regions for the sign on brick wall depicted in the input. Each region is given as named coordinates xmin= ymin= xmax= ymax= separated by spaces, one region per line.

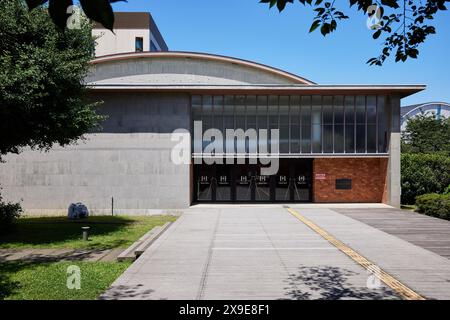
xmin=315 ymin=174 xmax=326 ymax=180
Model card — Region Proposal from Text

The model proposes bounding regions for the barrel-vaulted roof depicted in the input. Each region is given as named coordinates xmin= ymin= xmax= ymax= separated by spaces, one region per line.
xmin=87 ymin=51 xmax=316 ymax=86
xmin=87 ymin=52 xmax=425 ymax=98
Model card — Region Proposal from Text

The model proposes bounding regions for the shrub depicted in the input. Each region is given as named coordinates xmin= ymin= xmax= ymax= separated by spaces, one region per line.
xmin=444 ymin=185 xmax=450 ymax=195
xmin=416 ymin=193 xmax=450 ymax=220
xmin=0 ymin=193 xmax=22 ymax=232
xmin=401 ymin=153 xmax=450 ymax=205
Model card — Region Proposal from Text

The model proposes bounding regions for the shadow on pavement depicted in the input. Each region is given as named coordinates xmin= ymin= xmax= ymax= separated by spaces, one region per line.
xmin=284 ymin=266 xmax=400 ymax=300
xmin=99 ymin=284 xmax=156 ymax=300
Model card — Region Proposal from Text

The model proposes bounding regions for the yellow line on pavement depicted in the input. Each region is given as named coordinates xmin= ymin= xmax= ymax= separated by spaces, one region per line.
xmin=286 ymin=207 xmax=425 ymax=301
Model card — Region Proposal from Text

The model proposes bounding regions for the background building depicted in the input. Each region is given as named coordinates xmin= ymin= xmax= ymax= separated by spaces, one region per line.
xmin=401 ymin=102 xmax=450 ymax=130
xmin=93 ymin=12 xmax=168 ymax=57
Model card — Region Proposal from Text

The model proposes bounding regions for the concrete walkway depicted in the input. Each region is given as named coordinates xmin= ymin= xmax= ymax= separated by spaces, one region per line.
xmin=100 ymin=207 xmax=400 ymax=300
xmin=101 ymin=205 xmax=450 ymax=300
xmin=291 ymin=206 xmax=450 ymax=300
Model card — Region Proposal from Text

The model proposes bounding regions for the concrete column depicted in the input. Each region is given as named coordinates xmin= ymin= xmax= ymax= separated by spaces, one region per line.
xmin=386 ymin=95 xmax=401 ymax=208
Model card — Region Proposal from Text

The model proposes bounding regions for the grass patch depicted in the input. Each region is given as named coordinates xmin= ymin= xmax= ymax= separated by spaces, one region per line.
xmin=0 ymin=215 xmax=177 ymax=250
xmin=0 ymin=261 xmax=131 ymax=300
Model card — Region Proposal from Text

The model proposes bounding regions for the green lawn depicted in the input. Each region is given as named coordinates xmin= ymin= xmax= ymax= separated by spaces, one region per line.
xmin=0 ymin=215 xmax=178 ymax=249
xmin=0 ymin=261 xmax=131 ymax=300
xmin=0 ymin=214 xmax=178 ymax=300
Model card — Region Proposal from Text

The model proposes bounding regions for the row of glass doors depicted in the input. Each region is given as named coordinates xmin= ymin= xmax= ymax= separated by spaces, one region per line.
xmin=194 ymin=159 xmax=312 ymax=203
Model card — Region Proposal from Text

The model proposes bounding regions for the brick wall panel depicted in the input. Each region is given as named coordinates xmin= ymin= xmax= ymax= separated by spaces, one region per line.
xmin=313 ymin=158 xmax=388 ymax=203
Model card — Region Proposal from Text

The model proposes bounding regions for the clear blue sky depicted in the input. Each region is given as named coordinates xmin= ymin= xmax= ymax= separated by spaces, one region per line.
xmin=112 ymin=0 xmax=449 ymax=106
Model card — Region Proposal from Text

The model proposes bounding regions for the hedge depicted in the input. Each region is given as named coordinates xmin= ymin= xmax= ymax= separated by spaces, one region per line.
xmin=401 ymin=153 xmax=450 ymax=205
xmin=416 ymin=193 xmax=450 ymax=220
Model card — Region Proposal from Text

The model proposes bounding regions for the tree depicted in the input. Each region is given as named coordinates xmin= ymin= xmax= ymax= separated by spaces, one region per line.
xmin=260 ymin=0 xmax=449 ymax=65
xmin=0 ymin=0 xmax=102 ymax=158
xmin=401 ymin=113 xmax=450 ymax=154
xmin=24 ymin=0 xmax=125 ymax=31
xmin=401 ymin=153 xmax=450 ymax=204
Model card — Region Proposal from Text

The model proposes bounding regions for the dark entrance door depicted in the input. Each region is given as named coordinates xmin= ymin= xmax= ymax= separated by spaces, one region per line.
xmin=292 ymin=161 xmax=312 ymax=202
xmin=215 ymin=164 xmax=232 ymax=202
xmin=235 ymin=163 xmax=253 ymax=202
xmin=194 ymin=159 xmax=313 ymax=203
xmin=195 ymin=164 xmax=215 ymax=201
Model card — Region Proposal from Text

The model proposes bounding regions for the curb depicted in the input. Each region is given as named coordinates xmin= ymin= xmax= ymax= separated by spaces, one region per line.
xmin=117 ymin=222 xmax=173 ymax=262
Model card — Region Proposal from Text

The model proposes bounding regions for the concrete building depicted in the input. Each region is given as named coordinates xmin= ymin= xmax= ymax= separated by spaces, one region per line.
xmin=401 ymin=102 xmax=450 ymax=130
xmin=0 ymin=13 xmax=425 ymax=214
xmin=93 ymin=12 xmax=168 ymax=57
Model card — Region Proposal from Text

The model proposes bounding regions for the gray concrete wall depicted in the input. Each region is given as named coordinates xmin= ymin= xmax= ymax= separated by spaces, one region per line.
xmin=386 ymin=95 xmax=402 ymax=208
xmin=87 ymin=57 xmax=303 ymax=86
xmin=0 ymin=93 xmax=192 ymax=214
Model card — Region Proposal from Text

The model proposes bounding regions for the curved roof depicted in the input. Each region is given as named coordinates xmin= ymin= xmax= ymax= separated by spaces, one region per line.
xmin=88 ymin=51 xmax=315 ymax=86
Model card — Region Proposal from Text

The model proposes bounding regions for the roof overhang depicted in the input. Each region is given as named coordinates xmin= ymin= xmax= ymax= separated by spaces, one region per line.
xmin=87 ymin=84 xmax=426 ymax=98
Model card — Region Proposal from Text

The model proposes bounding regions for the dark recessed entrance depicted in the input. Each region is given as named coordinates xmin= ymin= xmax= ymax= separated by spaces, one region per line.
xmin=194 ymin=159 xmax=313 ymax=203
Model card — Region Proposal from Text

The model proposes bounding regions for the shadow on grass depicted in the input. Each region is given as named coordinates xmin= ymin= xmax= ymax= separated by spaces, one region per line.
xmin=0 ymin=248 xmax=115 ymax=264
xmin=284 ymin=266 xmax=400 ymax=300
xmin=0 ymin=216 xmax=136 ymax=248
xmin=0 ymin=260 xmax=45 ymax=300
xmin=0 ymin=263 xmax=21 ymax=299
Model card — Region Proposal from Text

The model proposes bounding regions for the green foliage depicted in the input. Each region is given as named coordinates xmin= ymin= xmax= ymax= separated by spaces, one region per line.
xmin=0 ymin=193 xmax=23 ymax=232
xmin=0 ymin=215 xmax=177 ymax=249
xmin=260 ymin=0 xmax=449 ymax=65
xmin=401 ymin=153 xmax=450 ymax=205
xmin=0 ymin=0 xmax=102 ymax=157
xmin=402 ymin=114 xmax=450 ymax=154
xmin=25 ymin=0 xmax=125 ymax=31
xmin=401 ymin=114 xmax=450 ymax=205
xmin=416 ymin=193 xmax=450 ymax=220
xmin=0 ymin=261 xmax=130 ymax=300
xmin=445 ymin=185 xmax=450 ymax=195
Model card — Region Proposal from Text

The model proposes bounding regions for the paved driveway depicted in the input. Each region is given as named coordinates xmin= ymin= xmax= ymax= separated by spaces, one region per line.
xmin=102 ymin=205 xmax=423 ymax=300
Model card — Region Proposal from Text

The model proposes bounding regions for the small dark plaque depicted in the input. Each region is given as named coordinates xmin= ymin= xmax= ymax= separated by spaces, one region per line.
xmin=336 ymin=179 xmax=352 ymax=190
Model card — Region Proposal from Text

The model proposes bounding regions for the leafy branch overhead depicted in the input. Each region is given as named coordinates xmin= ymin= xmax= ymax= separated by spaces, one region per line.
xmin=24 ymin=0 xmax=448 ymax=66
xmin=260 ymin=0 xmax=449 ymax=65
xmin=1 ymin=0 xmax=102 ymax=157
xmin=25 ymin=0 xmax=127 ymax=31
